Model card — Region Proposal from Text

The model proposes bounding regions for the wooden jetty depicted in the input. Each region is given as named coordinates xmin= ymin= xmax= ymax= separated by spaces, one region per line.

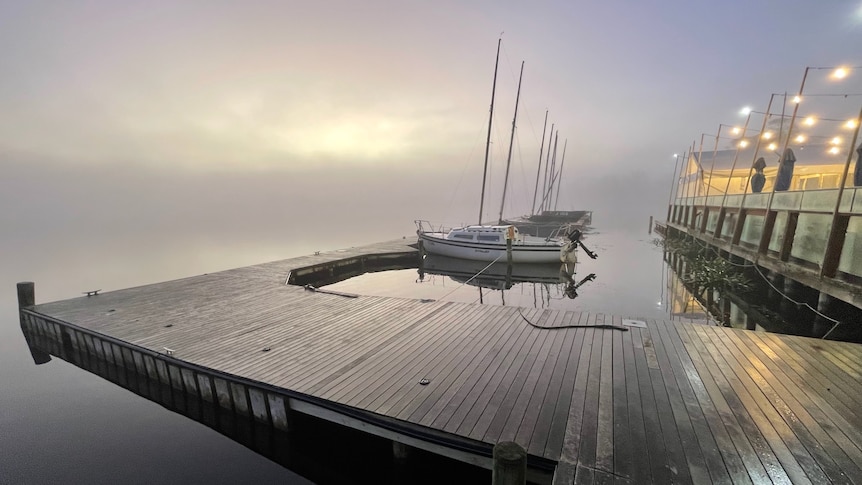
xmin=17 ymin=239 xmax=862 ymax=484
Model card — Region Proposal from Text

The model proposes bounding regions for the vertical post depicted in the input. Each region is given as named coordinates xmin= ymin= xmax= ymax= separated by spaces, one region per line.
xmin=506 ymin=237 xmax=513 ymax=266
xmin=779 ymin=212 xmax=799 ymax=261
xmin=478 ymin=38 xmax=502 ymax=225
xmin=758 ymin=211 xmax=778 ymax=254
xmin=757 ymin=69 xmax=810 ymax=261
xmin=541 ymin=123 xmax=555 ymax=214
xmin=649 ymin=216 xmax=653 ymax=234
xmin=553 ymin=139 xmax=568 ymax=211
xmin=703 ymin=127 xmax=724 ymax=201
xmin=682 ymin=143 xmax=696 ymax=226
xmin=18 ymin=281 xmax=51 ymax=365
xmin=737 ymin=94 xmax=778 ymax=212
xmin=392 ymin=441 xmax=410 ymax=461
xmin=493 ymin=442 xmax=526 ymax=485
xmin=667 ymin=153 xmax=682 ymax=222
xmin=814 ymin=292 xmax=837 ymax=338
xmin=498 ymin=61 xmax=525 ymax=225
xmin=531 ymin=110 xmax=549 ymax=216
xmin=17 ymin=281 xmax=35 ymax=309
xmin=714 ymin=114 xmax=755 ymax=239
xmin=821 ymin=102 xmax=862 ymax=277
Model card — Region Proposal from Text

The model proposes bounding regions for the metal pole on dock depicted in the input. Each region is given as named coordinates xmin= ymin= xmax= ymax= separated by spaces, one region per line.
xmin=666 ymin=152 xmax=682 ymax=222
xmin=492 ymin=442 xmax=526 ymax=485
xmin=821 ymin=101 xmax=862 ymax=277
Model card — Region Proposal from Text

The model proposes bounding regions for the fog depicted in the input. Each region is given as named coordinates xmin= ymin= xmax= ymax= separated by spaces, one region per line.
xmin=1 ymin=151 xmax=668 ymax=299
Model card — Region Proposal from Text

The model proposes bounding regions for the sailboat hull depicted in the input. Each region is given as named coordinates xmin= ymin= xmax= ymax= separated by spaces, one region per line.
xmin=418 ymin=232 xmax=568 ymax=264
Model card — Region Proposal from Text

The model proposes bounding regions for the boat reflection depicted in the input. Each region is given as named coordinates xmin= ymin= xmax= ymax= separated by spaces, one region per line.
xmin=417 ymin=253 xmax=595 ymax=307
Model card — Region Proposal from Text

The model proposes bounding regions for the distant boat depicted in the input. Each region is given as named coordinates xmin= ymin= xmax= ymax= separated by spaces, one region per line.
xmin=502 ymin=210 xmax=593 ymax=238
xmin=416 ymin=39 xmax=580 ymax=264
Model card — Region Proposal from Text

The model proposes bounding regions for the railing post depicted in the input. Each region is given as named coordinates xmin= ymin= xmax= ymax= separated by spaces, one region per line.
xmin=821 ymin=215 xmax=850 ymax=277
xmin=779 ymin=213 xmax=799 ymax=262
xmin=758 ymin=212 xmax=778 ymax=254
xmin=731 ymin=209 xmax=747 ymax=245
xmin=493 ymin=442 xmax=526 ymax=485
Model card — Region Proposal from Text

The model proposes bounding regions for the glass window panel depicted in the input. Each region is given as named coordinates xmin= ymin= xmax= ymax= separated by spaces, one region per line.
xmin=740 ymin=214 xmax=764 ymax=246
xmin=801 ymin=189 xmax=839 ymax=212
xmin=790 ymin=213 xmax=833 ymax=265
xmin=768 ymin=212 xmax=788 ymax=253
xmin=838 ymin=216 xmax=862 ymax=277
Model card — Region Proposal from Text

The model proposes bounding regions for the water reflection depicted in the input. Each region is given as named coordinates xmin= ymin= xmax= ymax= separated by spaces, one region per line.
xmin=417 ymin=253 xmax=593 ymax=306
xmin=662 ymin=245 xmax=862 ymax=343
xmin=16 ymin=317 xmax=491 ymax=485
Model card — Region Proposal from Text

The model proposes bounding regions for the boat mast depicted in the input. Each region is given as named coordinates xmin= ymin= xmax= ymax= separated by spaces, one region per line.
xmin=540 ymin=124 xmax=554 ymax=214
xmin=478 ymin=38 xmax=502 ymax=225
xmin=498 ymin=61 xmax=525 ymax=225
xmin=553 ymin=138 xmax=568 ymax=210
xmin=544 ymin=131 xmax=559 ymax=212
xmin=530 ymin=110 xmax=549 ymax=216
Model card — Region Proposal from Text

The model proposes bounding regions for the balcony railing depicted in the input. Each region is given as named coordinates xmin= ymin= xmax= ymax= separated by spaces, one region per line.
xmin=674 ymin=187 xmax=861 ymax=214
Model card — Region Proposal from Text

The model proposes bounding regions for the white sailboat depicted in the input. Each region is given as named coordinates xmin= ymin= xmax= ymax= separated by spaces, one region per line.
xmin=416 ymin=40 xmax=582 ymax=264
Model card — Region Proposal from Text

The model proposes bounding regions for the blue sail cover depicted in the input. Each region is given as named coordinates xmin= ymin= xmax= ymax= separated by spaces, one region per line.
xmin=774 ymin=148 xmax=796 ymax=191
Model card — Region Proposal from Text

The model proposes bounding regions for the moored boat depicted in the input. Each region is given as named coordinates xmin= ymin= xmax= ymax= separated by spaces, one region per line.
xmin=416 ymin=222 xmax=576 ymax=264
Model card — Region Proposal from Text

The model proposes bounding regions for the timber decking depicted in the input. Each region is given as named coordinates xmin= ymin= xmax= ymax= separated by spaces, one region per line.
xmin=25 ymin=239 xmax=862 ymax=484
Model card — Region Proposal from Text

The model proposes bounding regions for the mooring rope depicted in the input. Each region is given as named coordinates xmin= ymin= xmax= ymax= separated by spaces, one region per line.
xmin=436 ymin=254 xmax=507 ymax=301
xmin=676 ymin=236 xmax=842 ymax=338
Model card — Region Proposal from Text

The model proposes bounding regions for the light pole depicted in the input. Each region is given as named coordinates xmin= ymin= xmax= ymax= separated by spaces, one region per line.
xmin=757 ymin=66 xmax=860 ymax=258
xmin=712 ymin=115 xmax=757 ymax=238
xmin=821 ymin=101 xmax=862 ymax=277
xmin=667 ymin=152 xmax=683 ymax=223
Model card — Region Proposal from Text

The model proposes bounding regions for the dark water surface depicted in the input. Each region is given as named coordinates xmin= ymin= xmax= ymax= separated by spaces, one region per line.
xmin=327 ymin=229 xmax=682 ymax=322
xmin=6 ymin=222 xmax=853 ymax=484
xmin=1 ymin=240 xmax=319 ymax=485
xmin=1 ymin=228 xmax=498 ymax=484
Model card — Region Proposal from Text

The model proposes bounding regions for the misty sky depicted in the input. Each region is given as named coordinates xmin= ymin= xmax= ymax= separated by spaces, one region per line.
xmin=3 ymin=1 xmax=862 ymax=261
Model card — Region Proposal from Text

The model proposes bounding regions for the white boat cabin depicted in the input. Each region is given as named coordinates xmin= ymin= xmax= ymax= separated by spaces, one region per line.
xmin=445 ymin=225 xmax=518 ymax=243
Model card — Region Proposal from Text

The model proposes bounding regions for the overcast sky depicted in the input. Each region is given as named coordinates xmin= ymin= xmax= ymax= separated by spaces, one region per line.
xmin=2 ymin=1 xmax=862 ymax=253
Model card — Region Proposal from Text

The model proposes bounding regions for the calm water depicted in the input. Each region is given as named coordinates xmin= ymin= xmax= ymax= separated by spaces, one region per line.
xmin=1 ymin=224 xmax=500 ymax=484
xmin=7 ymin=221 xmax=851 ymax=484
xmin=326 ymin=228 xmax=691 ymax=323
xmin=1 ymin=240 xmax=316 ymax=484
xmin=0 ymin=224 xmax=664 ymax=484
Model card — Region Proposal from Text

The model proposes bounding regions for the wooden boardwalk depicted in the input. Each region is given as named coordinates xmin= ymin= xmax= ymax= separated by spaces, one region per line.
xmin=21 ymin=239 xmax=862 ymax=484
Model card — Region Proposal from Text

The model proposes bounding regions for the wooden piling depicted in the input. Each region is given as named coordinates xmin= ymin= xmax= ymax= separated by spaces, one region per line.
xmin=648 ymin=216 xmax=653 ymax=234
xmin=492 ymin=441 xmax=526 ymax=485
xmin=392 ymin=441 xmax=410 ymax=460
xmin=17 ymin=281 xmax=35 ymax=308
xmin=17 ymin=281 xmax=51 ymax=365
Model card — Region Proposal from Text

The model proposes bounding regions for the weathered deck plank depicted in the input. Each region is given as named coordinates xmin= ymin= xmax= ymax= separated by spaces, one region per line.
xmin=24 ymin=238 xmax=862 ymax=484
